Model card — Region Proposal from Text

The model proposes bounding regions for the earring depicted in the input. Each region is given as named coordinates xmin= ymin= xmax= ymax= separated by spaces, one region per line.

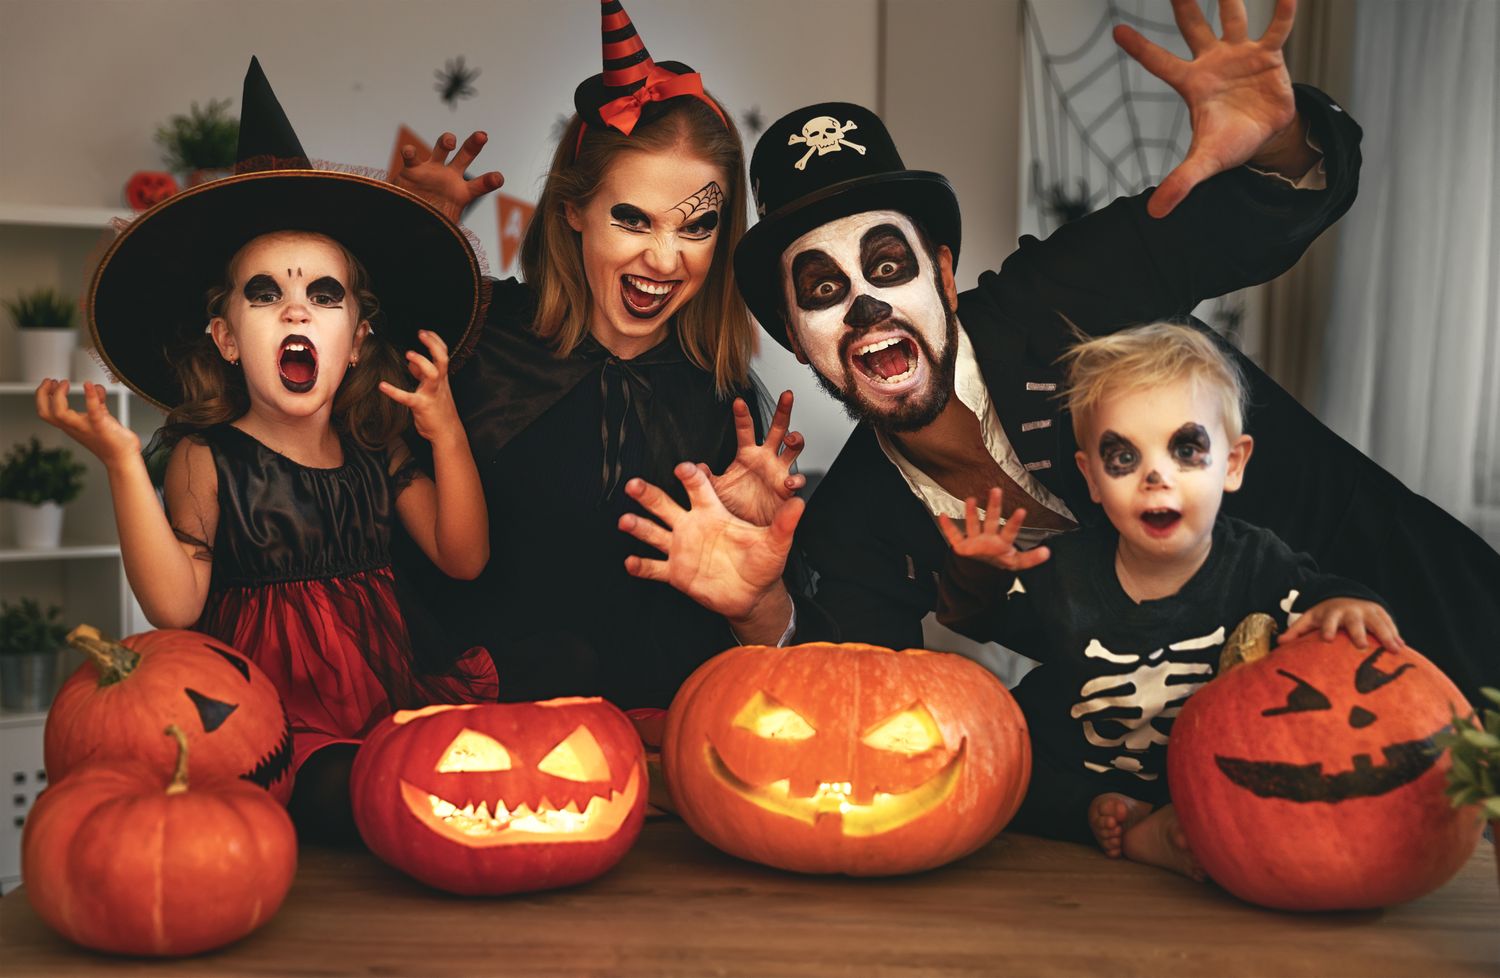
xmin=229 ymin=356 xmax=240 ymax=366
xmin=350 ymin=356 xmax=359 ymax=367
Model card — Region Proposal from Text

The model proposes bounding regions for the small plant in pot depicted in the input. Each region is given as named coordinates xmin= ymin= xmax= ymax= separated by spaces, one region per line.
xmin=5 ymin=287 xmax=77 ymax=383
xmin=155 ymin=97 xmax=239 ymax=186
xmin=0 ymin=437 xmax=85 ymax=549
xmin=0 ymin=599 xmax=68 ymax=712
xmin=1438 ymin=688 xmax=1500 ymax=889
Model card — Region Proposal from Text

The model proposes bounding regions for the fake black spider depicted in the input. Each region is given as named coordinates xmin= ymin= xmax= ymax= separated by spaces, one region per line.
xmin=434 ymin=56 xmax=480 ymax=110
xmin=740 ymin=106 xmax=766 ymax=136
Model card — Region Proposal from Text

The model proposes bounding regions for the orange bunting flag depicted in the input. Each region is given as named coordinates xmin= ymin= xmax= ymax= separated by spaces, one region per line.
xmin=497 ymin=193 xmax=536 ymax=272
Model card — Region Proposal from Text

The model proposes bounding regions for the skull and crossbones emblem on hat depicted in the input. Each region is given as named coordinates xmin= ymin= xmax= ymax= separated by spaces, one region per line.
xmin=787 ymin=116 xmax=866 ymax=171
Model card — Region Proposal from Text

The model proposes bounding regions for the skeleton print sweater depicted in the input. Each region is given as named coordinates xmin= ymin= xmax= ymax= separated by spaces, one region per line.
xmin=937 ymin=515 xmax=1382 ymax=838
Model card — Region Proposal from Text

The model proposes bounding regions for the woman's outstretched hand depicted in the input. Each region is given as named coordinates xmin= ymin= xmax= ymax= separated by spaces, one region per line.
xmin=701 ymin=391 xmax=806 ymax=526
xmin=396 ymin=130 xmax=504 ymax=222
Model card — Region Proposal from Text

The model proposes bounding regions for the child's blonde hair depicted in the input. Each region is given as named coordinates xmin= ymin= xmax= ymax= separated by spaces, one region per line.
xmin=1060 ymin=322 xmax=1248 ymax=444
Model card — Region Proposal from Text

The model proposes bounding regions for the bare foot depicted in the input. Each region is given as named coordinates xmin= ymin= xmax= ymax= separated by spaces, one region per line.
xmin=1122 ymin=804 xmax=1206 ymax=881
xmin=1088 ymin=793 xmax=1152 ymax=858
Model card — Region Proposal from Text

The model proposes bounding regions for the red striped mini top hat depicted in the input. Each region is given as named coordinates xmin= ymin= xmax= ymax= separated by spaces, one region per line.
xmin=572 ymin=0 xmax=726 ymax=139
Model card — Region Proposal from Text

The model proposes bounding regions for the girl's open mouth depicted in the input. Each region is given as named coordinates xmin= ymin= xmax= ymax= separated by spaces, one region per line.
xmin=277 ymin=334 xmax=318 ymax=394
xmin=621 ymin=274 xmax=678 ymax=320
xmin=849 ymin=333 xmax=924 ymax=395
xmin=1140 ymin=509 xmax=1182 ymax=537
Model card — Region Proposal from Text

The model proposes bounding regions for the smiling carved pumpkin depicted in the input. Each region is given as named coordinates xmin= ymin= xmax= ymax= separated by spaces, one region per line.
xmin=663 ymin=642 xmax=1031 ymax=875
xmin=349 ymin=698 xmax=647 ymax=895
xmin=1168 ymin=614 xmax=1482 ymax=910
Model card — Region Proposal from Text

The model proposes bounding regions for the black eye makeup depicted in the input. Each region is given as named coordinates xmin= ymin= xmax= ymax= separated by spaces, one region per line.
xmin=243 ymin=274 xmax=282 ymax=304
xmin=859 ymin=225 xmax=918 ymax=287
xmin=791 ymin=250 xmax=850 ymax=311
xmin=1169 ymin=423 xmax=1213 ymax=469
xmin=609 ymin=204 xmax=650 ymax=233
xmin=1098 ymin=431 xmax=1140 ymax=478
xmin=305 ymin=276 xmax=346 ymax=307
xmin=681 ymin=210 xmax=720 ymax=240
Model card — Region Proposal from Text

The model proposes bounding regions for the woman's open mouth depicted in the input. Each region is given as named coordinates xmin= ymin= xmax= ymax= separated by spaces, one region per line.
xmin=277 ymin=334 xmax=318 ymax=394
xmin=620 ymin=274 xmax=679 ymax=320
xmin=849 ymin=332 xmax=924 ymax=395
xmin=1139 ymin=508 xmax=1182 ymax=537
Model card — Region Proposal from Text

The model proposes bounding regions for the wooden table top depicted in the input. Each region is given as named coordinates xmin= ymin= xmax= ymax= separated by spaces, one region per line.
xmin=2 ymin=818 xmax=1496 ymax=977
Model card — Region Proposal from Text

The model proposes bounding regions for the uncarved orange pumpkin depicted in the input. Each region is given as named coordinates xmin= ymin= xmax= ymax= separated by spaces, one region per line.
xmin=350 ymin=698 xmax=647 ymax=895
xmin=663 ymin=642 xmax=1031 ymax=875
xmin=1168 ymin=615 xmax=1482 ymax=910
xmin=23 ymin=725 xmax=297 ymax=956
xmin=45 ymin=625 xmax=293 ymax=804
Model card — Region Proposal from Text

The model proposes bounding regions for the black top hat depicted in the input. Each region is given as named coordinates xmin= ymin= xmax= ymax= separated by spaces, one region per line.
xmin=734 ymin=103 xmax=961 ymax=350
xmin=572 ymin=0 xmax=725 ymax=139
xmin=88 ymin=57 xmax=485 ymax=411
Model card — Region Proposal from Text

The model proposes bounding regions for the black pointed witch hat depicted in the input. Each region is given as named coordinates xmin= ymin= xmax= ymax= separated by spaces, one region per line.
xmin=87 ymin=57 xmax=485 ymax=411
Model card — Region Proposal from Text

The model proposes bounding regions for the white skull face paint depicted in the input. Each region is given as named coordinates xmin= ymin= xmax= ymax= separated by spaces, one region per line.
xmin=779 ymin=210 xmax=957 ymax=432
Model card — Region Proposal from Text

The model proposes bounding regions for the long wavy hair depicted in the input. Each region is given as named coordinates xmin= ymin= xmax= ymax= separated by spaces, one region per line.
xmin=520 ymin=95 xmax=753 ymax=393
xmin=161 ymin=231 xmax=410 ymax=452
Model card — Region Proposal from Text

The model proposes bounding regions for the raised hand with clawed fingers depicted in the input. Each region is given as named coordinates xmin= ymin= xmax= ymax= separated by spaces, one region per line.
xmin=35 ymin=379 xmax=140 ymax=468
xmin=378 ymin=329 xmax=464 ymax=443
xmin=1114 ymin=0 xmax=1312 ymax=217
xmin=937 ymin=488 xmax=1052 ymax=572
xmin=396 ymin=130 xmax=504 ymax=222
xmin=701 ymin=390 xmax=806 ymax=526
xmin=620 ymin=463 xmax=801 ymax=634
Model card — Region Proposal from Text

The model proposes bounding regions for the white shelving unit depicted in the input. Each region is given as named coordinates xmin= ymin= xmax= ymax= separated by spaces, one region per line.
xmin=0 ymin=202 xmax=156 ymax=893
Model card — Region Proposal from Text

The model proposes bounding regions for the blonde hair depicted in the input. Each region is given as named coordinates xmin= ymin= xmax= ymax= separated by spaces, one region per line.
xmin=1060 ymin=322 xmax=1248 ymax=443
xmin=165 ymin=231 xmax=410 ymax=452
xmin=520 ymin=96 xmax=753 ymax=393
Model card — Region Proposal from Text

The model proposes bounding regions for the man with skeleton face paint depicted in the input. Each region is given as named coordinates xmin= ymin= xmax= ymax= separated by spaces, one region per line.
xmin=621 ymin=0 xmax=1500 ymax=716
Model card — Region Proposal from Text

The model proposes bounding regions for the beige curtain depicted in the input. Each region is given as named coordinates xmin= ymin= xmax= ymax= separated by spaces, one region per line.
xmin=1262 ymin=0 xmax=1356 ymax=405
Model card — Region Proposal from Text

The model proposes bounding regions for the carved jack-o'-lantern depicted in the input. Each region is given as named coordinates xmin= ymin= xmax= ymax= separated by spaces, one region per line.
xmin=45 ymin=626 xmax=293 ymax=804
xmin=1168 ymin=615 xmax=1483 ymax=910
xmin=350 ymin=698 xmax=647 ymax=895
xmin=663 ymin=643 xmax=1031 ymax=875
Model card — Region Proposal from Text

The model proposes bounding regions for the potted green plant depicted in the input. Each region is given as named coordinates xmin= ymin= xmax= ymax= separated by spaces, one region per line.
xmin=155 ymin=97 xmax=239 ymax=186
xmin=1438 ymin=687 xmax=1500 ymax=889
xmin=5 ymin=287 xmax=77 ymax=383
xmin=0 ymin=437 xmax=85 ymax=549
xmin=0 ymin=598 xmax=68 ymax=712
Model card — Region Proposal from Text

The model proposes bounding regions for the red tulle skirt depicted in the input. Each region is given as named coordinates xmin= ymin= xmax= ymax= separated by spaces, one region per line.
xmin=198 ymin=565 xmax=498 ymax=772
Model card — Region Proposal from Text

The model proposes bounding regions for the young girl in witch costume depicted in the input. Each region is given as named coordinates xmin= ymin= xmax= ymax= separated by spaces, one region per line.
xmin=35 ymin=59 xmax=497 ymax=842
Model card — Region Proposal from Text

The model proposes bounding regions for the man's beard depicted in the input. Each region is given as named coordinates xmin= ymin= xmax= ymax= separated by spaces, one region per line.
xmin=813 ymin=299 xmax=961 ymax=434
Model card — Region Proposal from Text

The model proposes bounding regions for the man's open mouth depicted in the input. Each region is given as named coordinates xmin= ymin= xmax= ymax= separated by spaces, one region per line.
xmin=620 ymin=274 xmax=678 ymax=319
xmin=849 ymin=332 xmax=923 ymax=393
xmin=1140 ymin=508 xmax=1182 ymax=536
xmin=277 ymin=334 xmax=318 ymax=394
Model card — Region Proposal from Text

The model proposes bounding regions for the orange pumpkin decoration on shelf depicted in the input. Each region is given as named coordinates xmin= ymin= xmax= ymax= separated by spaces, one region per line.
xmin=1168 ymin=614 xmax=1482 ymax=910
xmin=350 ymin=698 xmax=647 ymax=895
xmin=22 ymin=725 xmax=297 ymax=956
xmin=123 ymin=170 xmax=179 ymax=211
xmin=663 ymin=642 xmax=1031 ymax=875
xmin=45 ymin=625 xmax=293 ymax=805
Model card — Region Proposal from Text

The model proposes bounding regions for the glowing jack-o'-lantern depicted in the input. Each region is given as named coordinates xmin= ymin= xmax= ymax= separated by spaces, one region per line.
xmin=45 ymin=625 xmax=293 ymax=804
xmin=663 ymin=642 xmax=1031 ymax=875
xmin=1168 ymin=614 xmax=1483 ymax=910
xmin=350 ymin=698 xmax=647 ymax=895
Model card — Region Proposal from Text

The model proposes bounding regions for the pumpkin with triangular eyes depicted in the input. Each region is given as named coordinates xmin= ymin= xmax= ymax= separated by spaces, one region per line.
xmin=1168 ymin=615 xmax=1482 ymax=910
xmin=663 ymin=642 xmax=1031 ymax=875
xmin=350 ymin=698 xmax=647 ymax=895
xmin=44 ymin=625 xmax=293 ymax=804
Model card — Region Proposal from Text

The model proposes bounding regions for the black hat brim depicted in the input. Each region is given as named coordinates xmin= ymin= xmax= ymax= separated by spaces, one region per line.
xmin=735 ymin=171 xmax=961 ymax=351
xmin=89 ymin=171 xmax=483 ymax=410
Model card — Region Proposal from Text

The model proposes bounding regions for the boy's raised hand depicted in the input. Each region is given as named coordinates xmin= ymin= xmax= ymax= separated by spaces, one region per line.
xmin=938 ymin=488 xmax=1052 ymax=572
xmin=1281 ymin=597 xmax=1405 ymax=652
xmin=35 ymin=379 xmax=140 ymax=468
xmin=380 ymin=330 xmax=462 ymax=444
xmin=396 ymin=130 xmax=504 ymax=223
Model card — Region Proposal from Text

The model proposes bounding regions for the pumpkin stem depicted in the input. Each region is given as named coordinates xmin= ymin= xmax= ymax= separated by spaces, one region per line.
xmin=66 ymin=624 xmax=140 ymax=687
xmin=1219 ymin=613 xmax=1278 ymax=674
xmin=164 ymin=724 xmax=190 ymax=795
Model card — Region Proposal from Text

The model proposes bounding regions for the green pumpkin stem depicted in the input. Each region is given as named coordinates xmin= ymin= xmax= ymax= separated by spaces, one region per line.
xmin=164 ymin=724 xmax=190 ymax=795
xmin=66 ymin=624 xmax=140 ymax=687
xmin=1219 ymin=613 xmax=1278 ymax=674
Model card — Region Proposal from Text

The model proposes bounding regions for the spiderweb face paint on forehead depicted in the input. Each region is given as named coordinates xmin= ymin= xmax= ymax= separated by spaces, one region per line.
xmin=671 ymin=181 xmax=723 ymax=224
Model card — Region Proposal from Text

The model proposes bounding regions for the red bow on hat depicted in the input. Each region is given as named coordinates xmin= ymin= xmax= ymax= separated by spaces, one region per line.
xmin=599 ymin=64 xmax=727 ymax=136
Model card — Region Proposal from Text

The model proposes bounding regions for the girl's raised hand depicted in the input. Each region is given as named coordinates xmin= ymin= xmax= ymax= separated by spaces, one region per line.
xmin=937 ymin=488 xmax=1051 ymax=572
xmin=379 ymin=330 xmax=461 ymax=443
xmin=35 ymin=379 xmax=140 ymax=468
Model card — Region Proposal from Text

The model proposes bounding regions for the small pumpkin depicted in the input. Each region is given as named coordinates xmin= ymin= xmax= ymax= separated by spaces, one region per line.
xmin=350 ymin=698 xmax=647 ymax=895
xmin=663 ymin=642 xmax=1032 ymax=876
xmin=123 ymin=170 xmax=178 ymax=211
xmin=46 ymin=625 xmax=293 ymax=804
xmin=23 ymin=725 xmax=297 ymax=956
xmin=1168 ymin=614 xmax=1483 ymax=910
